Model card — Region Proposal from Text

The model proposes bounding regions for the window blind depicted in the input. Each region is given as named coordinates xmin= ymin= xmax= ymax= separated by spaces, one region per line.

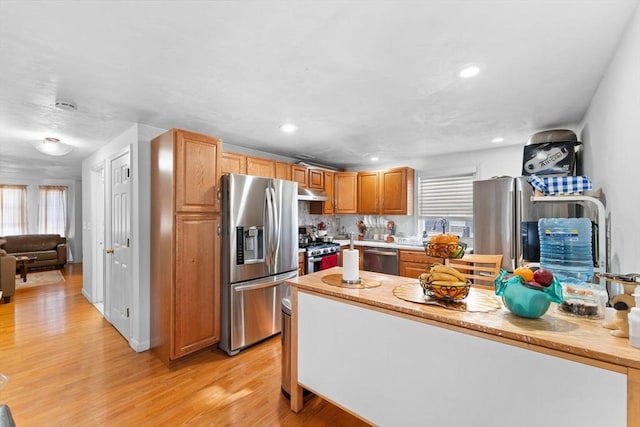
xmin=418 ymin=173 xmax=475 ymax=217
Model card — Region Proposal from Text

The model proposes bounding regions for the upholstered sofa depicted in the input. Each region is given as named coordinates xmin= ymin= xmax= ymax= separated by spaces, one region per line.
xmin=0 ymin=234 xmax=67 ymax=270
xmin=0 ymin=241 xmax=16 ymax=303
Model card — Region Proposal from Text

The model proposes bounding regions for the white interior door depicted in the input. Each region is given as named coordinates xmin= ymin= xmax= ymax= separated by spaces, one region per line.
xmin=106 ymin=149 xmax=132 ymax=339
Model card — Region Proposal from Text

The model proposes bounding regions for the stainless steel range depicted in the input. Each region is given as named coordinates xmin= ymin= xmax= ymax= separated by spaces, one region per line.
xmin=302 ymin=241 xmax=341 ymax=274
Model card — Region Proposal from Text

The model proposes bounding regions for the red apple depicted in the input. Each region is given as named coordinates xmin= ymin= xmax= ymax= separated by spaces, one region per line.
xmin=523 ymin=281 xmax=544 ymax=290
xmin=533 ymin=269 xmax=554 ymax=287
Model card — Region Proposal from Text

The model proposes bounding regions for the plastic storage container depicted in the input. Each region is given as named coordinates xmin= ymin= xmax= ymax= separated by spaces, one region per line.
xmin=538 ymin=218 xmax=593 ymax=284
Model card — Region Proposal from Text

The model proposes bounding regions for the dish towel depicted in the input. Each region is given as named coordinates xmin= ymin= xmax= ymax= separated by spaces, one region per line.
xmin=320 ymin=253 xmax=339 ymax=270
xmin=528 ymin=174 xmax=592 ymax=196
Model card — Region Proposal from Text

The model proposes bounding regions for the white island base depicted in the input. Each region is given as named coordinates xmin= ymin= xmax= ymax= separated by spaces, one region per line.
xmin=288 ymin=268 xmax=640 ymax=427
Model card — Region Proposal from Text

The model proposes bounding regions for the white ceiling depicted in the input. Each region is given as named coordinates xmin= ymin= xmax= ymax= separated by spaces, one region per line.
xmin=0 ymin=0 xmax=638 ymax=180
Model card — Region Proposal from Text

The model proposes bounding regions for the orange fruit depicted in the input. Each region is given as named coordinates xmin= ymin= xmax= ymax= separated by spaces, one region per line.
xmin=513 ymin=267 xmax=534 ymax=282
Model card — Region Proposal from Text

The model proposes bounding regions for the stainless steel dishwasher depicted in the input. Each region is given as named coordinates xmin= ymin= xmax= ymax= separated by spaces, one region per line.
xmin=363 ymin=247 xmax=399 ymax=275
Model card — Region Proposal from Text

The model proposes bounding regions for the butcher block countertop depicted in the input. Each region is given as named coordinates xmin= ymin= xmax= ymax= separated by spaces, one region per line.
xmin=288 ymin=266 xmax=640 ymax=371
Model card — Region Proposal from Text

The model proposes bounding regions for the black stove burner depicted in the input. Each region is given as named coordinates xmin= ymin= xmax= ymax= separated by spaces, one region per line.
xmin=299 ymin=241 xmax=339 ymax=249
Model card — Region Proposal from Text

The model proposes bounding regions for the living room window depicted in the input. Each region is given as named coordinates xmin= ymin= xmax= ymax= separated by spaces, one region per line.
xmin=0 ymin=185 xmax=28 ymax=235
xmin=38 ymin=186 xmax=67 ymax=237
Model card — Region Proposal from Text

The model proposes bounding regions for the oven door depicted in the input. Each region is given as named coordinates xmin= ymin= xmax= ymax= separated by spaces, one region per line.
xmin=307 ymin=252 xmax=339 ymax=273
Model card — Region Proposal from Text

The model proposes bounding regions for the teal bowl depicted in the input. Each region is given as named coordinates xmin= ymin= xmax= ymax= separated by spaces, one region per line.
xmin=495 ymin=271 xmax=563 ymax=319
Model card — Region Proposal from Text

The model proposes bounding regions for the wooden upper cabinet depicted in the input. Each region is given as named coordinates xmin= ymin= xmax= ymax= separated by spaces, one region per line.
xmin=357 ymin=171 xmax=380 ymax=214
xmin=175 ymin=129 xmax=222 ymax=213
xmin=246 ymin=156 xmax=275 ymax=178
xmin=380 ymin=167 xmax=414 ymax=215
xmin=309 ymin=170 xmax=334 ymax=215
xmin=292 ymin=165 xmax=307 ymax=188
xmin=308 ymin=169 xmax=324 ymax=190
xmin=334 ymin=172 xmax=358 ymax=214
xmin=323 ymin=171 xmax=334 ymax=214
xmin=221 ymin=152 xmax=246 ymax=175
xmin=275 ymin=161 xmax=291 ymax=180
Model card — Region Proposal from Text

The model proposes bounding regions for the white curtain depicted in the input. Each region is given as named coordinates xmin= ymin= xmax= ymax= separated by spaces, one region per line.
xmin=38 ymin=186 xmax=67 ymax=237
xmin=0 ymin=185 xmax=28 ymax=235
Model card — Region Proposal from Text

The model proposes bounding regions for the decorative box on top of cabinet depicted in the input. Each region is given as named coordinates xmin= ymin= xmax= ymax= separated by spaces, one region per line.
xmin=150 ymin=128 xmax=222 ymax=367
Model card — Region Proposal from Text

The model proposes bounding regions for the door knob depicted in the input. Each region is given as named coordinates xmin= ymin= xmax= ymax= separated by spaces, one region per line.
xmin=106 ymin=248 xmax=114 ymax=254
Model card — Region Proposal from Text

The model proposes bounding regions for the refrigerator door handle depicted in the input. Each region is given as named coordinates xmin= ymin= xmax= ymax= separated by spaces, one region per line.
xmin=270 ymin=186 xmax=280 ymax=259
xmin=514 ymin=187 xmax=522 ymax=269
xmin=265 ymin=187 xmax=275 ymax=267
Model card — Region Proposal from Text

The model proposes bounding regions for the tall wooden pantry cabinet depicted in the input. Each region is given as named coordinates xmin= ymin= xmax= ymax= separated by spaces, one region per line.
xmin=151 ymin=128 xmax=222 ymax=367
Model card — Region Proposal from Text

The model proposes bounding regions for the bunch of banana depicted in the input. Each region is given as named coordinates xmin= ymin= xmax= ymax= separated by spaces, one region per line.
xmin=419 ymin=264 xmax=467 ymax=286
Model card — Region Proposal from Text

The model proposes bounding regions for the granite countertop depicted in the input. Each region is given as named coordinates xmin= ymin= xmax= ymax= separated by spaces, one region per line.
xmin=287 ymin=267 xmax=640 ymax=370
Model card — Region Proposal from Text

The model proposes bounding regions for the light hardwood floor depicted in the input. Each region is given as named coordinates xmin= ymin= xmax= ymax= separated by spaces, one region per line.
xmin=0 ymin=264 xmax=370 ymax=426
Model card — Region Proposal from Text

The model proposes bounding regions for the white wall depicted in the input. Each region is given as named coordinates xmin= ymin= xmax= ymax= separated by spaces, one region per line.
xmin=579 ymin=4 xmax=640 ymax=274
xmin=81 ymin=123 xmax=164 ymax=352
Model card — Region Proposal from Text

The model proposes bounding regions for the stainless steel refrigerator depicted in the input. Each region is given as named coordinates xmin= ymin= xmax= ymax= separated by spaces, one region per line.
xmin=220 ymin=173 xmax=298 ymax=356
xmin=473 ymin=176 xmax=574 ymax=272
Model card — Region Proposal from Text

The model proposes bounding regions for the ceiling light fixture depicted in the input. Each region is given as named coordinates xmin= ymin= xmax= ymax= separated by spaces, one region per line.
xmin=491 ymin=137 xmax=505 ymax=143
xmin=32 ymin=137 xmax=73 ymax=156
xmin=280 ymin=123 xmax=297 ymax=134
xmin=371 ymin=156 xmax=379 ymax=162
xmin=458 ymin=65 xmax=481 ymax=79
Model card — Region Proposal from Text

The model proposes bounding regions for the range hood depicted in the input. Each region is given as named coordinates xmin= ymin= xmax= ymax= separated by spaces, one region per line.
xmin=298 ymin=187 xmax=329 ymax=201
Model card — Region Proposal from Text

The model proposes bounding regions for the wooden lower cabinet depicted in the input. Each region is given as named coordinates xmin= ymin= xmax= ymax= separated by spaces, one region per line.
xmin=298 ymin=252 xmax=306 ymax=276
xmin=398 ymin=250 xmax=441 ymax=278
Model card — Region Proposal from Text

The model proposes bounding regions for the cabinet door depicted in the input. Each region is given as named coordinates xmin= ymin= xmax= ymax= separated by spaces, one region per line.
xmin=275 ymin=161 xmax=292 ymax=180
xmin=381 ymin=167 xmax=414 ymax=215
xmin=399 ymin=262 xmax=429 ymax=278
xmin=334 ymin=172 xmax=358 ymax=214
xmin=323 ymin=171 xmax=334 ymax=214
xmin=291 ymin=165 xmax=307 ymax=188
xmin=298 ymin=252 xmax=306 ymax=276
xmin=246 ymin=156 xmax=275 ymax=178
xmin=308 ymin=169 xmax=324 ymax=189
xmin=357 ymin=171 xmax=380 ymax=214
xmin=175 ymin=130 xmax=222 ymax=213
xmin=398 ymin=250 xmax=440 ymax=278
xmin=222 ymin=152 xmax=246 ymax=175
xmin=174 ymin=214 xmax=221 ymax=358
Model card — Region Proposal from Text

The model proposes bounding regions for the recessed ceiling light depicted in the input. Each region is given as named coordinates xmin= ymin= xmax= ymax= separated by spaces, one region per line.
xmin=458 ymin=65 xmax=481 ymax=79
xmin=371 ymin=157 xmax=379 ymax=162
xmin=280 ymin=123 xmax=297 ymax=134
xmin=492 ymin=137 xmax=505 ymax=143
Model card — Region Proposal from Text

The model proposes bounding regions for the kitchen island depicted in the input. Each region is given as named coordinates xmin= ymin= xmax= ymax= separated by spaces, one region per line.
xmin=286 ymin=267 xmax=640 ymax=427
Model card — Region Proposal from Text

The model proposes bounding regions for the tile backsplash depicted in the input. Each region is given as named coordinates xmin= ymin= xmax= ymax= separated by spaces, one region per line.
xmin=298 ymin=201 xmax=418 ymax=238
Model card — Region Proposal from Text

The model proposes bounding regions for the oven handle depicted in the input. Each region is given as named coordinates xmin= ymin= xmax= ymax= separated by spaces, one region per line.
xmin=308 ymin=257 xmax=323 ymax=262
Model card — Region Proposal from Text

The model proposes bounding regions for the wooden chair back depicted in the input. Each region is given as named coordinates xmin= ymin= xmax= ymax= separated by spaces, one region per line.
xmin=445 ymin=254 xmax=503 ymax=287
